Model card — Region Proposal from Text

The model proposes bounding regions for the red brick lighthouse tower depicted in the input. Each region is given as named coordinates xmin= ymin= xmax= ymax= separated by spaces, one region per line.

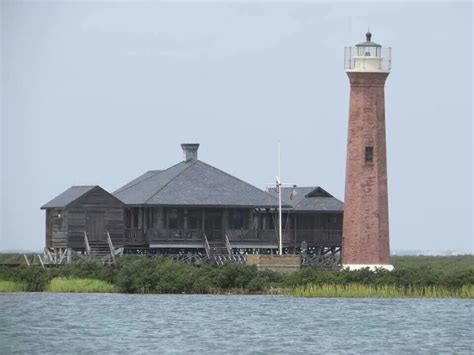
xmin=342 ymin=32 xmax=393 ymax=270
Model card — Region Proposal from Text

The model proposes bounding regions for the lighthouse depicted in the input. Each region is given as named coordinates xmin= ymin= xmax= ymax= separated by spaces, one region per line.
xmin=342 ymin=32 xmax=393 ymax=271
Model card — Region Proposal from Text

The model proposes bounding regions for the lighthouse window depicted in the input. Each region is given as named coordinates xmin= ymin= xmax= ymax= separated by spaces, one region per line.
xmin=365 ymin=146 xmax=374 ymax=163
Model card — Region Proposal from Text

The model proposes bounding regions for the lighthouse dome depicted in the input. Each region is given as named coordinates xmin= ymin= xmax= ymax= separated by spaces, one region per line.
xmin=356 ymin=31 xmax=382 ymax=48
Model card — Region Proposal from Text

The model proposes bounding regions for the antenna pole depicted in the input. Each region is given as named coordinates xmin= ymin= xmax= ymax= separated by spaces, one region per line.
xmin=278 ymin=141 xmax=283 ymax=255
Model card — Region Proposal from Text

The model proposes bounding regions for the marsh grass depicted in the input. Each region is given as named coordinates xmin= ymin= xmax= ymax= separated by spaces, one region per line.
xmin=46 ymin=278 xmax=117 ymax=293
xmin=285 ymin=283 xmax=474 ymax=298
xmin=0 ymin=280 xmax=27 ymax=292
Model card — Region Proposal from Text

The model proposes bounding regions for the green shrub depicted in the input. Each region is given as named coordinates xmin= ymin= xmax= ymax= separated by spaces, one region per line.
xmin=0 ymin=255 xmax=472 ymax=297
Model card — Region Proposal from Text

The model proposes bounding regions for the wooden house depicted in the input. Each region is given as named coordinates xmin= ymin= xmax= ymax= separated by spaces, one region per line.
xmin=112 ymin=144 xmax=343 ymax=255
xmin=41 ymin=186 xmax=125 ymax=250
xmin=267 ymin=186 xmax=344 ymax=252
xmin=42 ymin=144 xmax=343 ymax=259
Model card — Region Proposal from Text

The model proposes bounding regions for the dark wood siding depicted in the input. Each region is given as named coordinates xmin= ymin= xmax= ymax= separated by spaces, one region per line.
xmin=66 ymin=208 xmax=125 ymax=249
xmin=48 ymin=209 xmax=67 ymax=248
xmin=67 ymin=209 xmax=86 ymax=248
xmin=46 ymin=210 xmax=51 ymax=248
xmin=106 ymin=208 xmax=125 ymax=246
xmin=45 ymin=186 xmax=125 ymax=249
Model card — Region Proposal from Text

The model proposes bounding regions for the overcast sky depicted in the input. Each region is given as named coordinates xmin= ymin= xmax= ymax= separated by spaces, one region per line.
xmin=1 ymin=1 xmax=472 ymax=253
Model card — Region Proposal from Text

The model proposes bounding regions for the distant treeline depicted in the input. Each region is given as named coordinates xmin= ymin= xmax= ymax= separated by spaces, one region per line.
xmin=0 ymin=256 xmax=473 ymax=297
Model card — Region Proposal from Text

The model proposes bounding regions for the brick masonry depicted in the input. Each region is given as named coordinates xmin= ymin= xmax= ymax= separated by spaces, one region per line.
xmin=342 ymin=72 xmax=390 ymax=265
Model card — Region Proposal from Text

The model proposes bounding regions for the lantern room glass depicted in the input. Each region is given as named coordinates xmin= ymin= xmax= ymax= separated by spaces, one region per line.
xmin=357 ymin=46 xmax=381 ymax=57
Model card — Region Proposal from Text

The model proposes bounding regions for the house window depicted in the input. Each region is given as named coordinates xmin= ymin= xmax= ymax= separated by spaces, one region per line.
xmin=147 ymin=208 xmax=154 ymax=228
xmin=229 ymin=209 xmax=247 ymax=229
xmin=365 ymin=146 xmax=374 ymax=163
xmin=188 ymin=209 xmax=202 ymax=230
xmin=132 ymin=208 xmax=139 ymax=228
xmin=166 ymin=208 xmax=183 ymax=230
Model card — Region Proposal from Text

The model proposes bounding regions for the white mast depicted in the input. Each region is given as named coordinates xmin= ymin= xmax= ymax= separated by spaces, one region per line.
xmin=278 ymin=141 xmax=283 ymax=255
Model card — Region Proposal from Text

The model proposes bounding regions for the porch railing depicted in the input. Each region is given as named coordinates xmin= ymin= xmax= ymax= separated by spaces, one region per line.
xmin=227 ymin=229 xmax=259 ymax=241
xmin=294 ymin=229 xmax=342 ymax=245
xmin=127 ymin=228 xmax=342 ymax=246
xmin=226 ymin=229 xmax=342 ymax=245
xmin=149 ymin=229 xmax=203 ymax=242
xmin=126 ymin=228 xmax=146 ymax=243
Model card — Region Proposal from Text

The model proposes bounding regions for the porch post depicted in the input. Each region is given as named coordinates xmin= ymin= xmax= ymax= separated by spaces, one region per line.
xmin=201 ymin=209 xmax=205 ymax=235
xmin=223 ymin=208 xmax=228 ymax=235
xmin=138 ymin=208 xmax=143 ymax=228
xmin=294 ymin=214 xmax=297 ymax=243
xmin=248 ymin=209 xmax=253 ymax=231
xmin=262 ymin=209 xmax=267 ymax=230
xmin=183 ymin=208 xmax=188 ymax=231
xmin=156 ymin=208 xmax=164 ymax=229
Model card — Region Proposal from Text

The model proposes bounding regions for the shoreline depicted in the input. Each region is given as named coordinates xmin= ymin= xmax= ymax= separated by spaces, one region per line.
xmin=1 ymin=279 xmax=472 ymax=299
xmin=1 ymin=256 xmax=473 ymax=298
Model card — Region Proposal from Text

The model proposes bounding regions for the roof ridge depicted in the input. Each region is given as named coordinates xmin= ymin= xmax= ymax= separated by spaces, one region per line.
xmin=41 ymin=185 xmax=98 ymax=209
xmin=143 ymin=160 xmax=198 ymax=204
xmin=65 ymin=186 xmax=100 ymax=208
xmin=113 ymin=162 xmax=182 ymax=195
xmin=195 ymin=160 xmax=280 ymax=204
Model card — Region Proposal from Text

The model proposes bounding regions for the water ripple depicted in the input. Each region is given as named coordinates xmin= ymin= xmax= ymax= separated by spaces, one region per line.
xmin=0 ymin=294 xmax=472 ymax=354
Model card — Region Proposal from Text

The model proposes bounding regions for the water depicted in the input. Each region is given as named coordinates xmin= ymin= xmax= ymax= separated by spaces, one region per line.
xmin=0 ymin=294 xmax=472 ymax=354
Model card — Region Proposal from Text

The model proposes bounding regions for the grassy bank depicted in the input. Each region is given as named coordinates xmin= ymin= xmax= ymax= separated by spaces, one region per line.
xmin=286 ymin=283 xmax=474 ymax=298
xmin=46 ymin=278 xmax=117 ymax=293
xmin=0 ymin=256 xmax=473 ymax=297
xmin=0 ymin=280 xmax=27 ymax=292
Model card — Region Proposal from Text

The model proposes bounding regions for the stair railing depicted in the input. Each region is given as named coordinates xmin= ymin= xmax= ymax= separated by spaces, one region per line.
xmin=106 ymin=232 xmax=116 ymax=264
xmin=225 ymin=233 xmax=233 ymax=257
xmin=84 ymin=231 xmax=91 ymax=258
xmin=203 ymin=233 xmax=211 ymax=258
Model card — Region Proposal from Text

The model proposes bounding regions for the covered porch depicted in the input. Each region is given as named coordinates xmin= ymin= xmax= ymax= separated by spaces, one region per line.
xmin=124 ymin=206 xmax=342 ymax=251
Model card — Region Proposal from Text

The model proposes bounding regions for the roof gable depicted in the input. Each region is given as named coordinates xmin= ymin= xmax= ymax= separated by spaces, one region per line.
xmin=41 ymin=186 xmax=96 ymax=209
xmin=267 ymin=186 xmax=343 ymax=212
xmin=41 ymin=186 xmax=124 ymax=209
xmin=68 ymin=186 xmax=125 ymax=208
xmin=305 ymin=187 xmax=333 ymax=198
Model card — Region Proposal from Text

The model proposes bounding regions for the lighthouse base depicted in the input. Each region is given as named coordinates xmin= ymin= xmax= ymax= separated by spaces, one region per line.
xmin=342 ymin=264 xmax=394 ymax=271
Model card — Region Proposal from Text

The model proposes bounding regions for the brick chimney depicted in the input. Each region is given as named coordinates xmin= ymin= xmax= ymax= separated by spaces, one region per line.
xmin=181 ymin=143 xmax=200 ymax=161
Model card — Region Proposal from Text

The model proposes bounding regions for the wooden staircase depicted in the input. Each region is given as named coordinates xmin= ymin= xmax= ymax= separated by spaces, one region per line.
xmin=89 ymin=241 xmax=112 ymax=260
xmin=201 ymin=233 xmax=245 ymax=265
xmin=84 ymin=232 xmax=117 ymax=264
xmin=208 ymin=242 xmax=229 ymax=256
xmin=208 ymin=242 xmax=229 ymax=266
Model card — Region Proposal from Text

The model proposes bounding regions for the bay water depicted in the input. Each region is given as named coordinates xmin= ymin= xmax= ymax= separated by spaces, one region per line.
xmin=0 ymin=293 xmax=472 ymax=354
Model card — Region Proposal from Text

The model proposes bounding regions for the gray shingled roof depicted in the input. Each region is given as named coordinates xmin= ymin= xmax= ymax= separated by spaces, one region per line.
xmin=267 ymin=186 xmax=344 ymax=212
xmin=113 ymin=160 xmax=280 ymax=207
xmin=41 ymin=186 xmax=96 ymax=209
xmin=114 ymin=170 xmax=162 ymax=194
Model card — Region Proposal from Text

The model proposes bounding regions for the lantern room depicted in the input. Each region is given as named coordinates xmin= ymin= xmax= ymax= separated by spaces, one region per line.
xmin=344 ymin=31 xmax=391 ymax=72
